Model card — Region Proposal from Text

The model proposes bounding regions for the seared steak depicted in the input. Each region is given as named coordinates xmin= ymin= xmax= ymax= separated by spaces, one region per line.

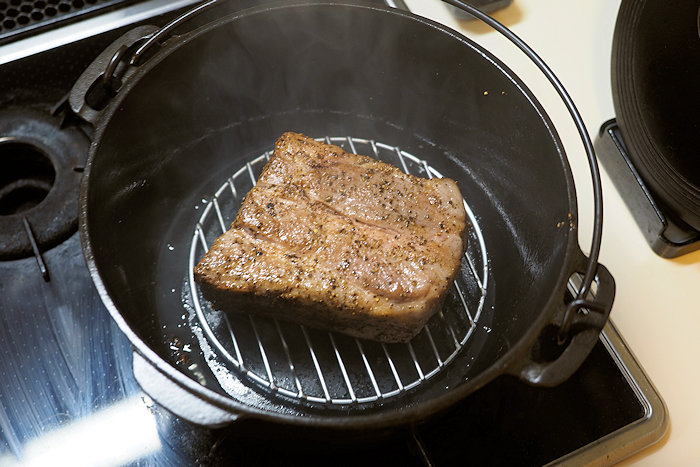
xmin=194 ymin=132 xmax=468 ymax=343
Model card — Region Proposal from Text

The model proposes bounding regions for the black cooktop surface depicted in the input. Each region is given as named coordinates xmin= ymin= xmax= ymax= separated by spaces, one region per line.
xmin=0 ymin=232 xmax=665 ymax=466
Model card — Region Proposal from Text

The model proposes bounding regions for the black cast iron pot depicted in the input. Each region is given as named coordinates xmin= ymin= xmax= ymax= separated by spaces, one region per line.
xmin=73 ymin=0 xmax=615 ymax=430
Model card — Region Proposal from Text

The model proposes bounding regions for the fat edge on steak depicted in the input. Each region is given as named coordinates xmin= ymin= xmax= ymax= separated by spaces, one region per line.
xmin=194 ymin=132 xmax=468 ymax=343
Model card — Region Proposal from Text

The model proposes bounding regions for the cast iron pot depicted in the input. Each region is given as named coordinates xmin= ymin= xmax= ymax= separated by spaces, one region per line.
xmin=74 ymin=0 xmax=615 ymax=430
xmin=612 ymin=0 xmax=700 ymax=232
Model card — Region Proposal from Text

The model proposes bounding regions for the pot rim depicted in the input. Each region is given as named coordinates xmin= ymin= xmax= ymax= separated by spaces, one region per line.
xmin=79 ymin=1 xmax=590 ymax=429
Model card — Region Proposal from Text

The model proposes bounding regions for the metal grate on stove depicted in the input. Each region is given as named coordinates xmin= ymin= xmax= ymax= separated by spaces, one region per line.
xmin=0 ymin=0 xmax=140 ymax=42
xmin=186 ymin=137 xmax=489 ymax=406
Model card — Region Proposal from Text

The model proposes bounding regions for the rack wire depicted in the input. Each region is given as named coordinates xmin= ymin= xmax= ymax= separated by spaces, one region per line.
xmin=186 ymin=136 xmax=489 ymax=405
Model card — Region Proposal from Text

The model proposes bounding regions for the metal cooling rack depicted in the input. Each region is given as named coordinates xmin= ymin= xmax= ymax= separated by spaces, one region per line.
xmin=186 ymin=136 xmax=489 ymax=406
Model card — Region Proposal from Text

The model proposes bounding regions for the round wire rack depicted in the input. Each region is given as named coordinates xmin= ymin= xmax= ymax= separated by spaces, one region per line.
xmin=186 ymin=136 xmax=489 ymax=406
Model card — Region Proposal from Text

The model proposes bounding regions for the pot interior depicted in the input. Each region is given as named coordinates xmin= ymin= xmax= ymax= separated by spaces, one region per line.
xmin=82 ymin=3 xmax=577 ymax=425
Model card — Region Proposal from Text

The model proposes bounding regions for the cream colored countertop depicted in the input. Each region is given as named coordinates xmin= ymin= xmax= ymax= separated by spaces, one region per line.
xmin=405 ymin=0 xmax=700 ymax=464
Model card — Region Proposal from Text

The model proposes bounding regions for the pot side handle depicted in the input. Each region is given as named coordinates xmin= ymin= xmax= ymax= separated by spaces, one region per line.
xmin=66 ymin=1 xmax=224 ymax=126
xmin=132 ymin=351 xmax=241 ymax=427
xmin=67 ymin=25 xmax=160 ymax=126
xmin=509 ymin=260 xmax=615 ymax=387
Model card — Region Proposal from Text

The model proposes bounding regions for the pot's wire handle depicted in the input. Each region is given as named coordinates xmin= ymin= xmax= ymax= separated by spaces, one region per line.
xmin=444 ymin=0 xmax=613 ymax=385
xmin=444 ymin=0 xmax=606 ymax=340
xmin=130 ymin=0 xmax=222 ymax=66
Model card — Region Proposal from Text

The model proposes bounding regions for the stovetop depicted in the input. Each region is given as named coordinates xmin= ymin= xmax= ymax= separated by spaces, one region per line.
xmin=0 ymin=1 xmax=667 ymax=465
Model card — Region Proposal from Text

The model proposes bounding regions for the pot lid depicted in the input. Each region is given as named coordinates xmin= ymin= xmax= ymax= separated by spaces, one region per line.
xmin=611 ymin=0 xmax=700 ymax=230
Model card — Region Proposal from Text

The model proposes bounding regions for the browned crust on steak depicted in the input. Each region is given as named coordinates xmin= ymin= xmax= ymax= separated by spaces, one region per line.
xmin=194 ymin=132 xmax=468 ymax=343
